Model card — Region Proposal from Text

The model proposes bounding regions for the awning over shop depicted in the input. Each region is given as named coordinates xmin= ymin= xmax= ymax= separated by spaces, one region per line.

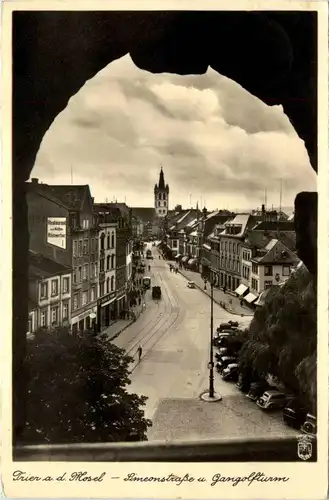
xmin=188 ymin=258 xmax=197 ymax=266
xmin=244 ymin=292 xmax=258 ymax=303
xmin=175 ymin=254 xmax=182 ymax=259
xmin=235 ymin=284 xmax=249 ymax=296
xmin=181 ymin=256 xmax=189 ymax=263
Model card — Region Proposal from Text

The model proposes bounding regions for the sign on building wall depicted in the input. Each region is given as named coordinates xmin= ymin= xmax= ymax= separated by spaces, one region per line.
xmin=47 ymin=217 xmax=67 ymax=249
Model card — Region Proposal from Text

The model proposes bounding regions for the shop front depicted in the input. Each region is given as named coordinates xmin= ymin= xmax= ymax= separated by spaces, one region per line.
xmin=71 ymin=305 xmax=98 ymax=335
xmin=97 ymin=291 xmax=117 ymax=330
xmin=116 ymin=290 xmax=127 ymax=317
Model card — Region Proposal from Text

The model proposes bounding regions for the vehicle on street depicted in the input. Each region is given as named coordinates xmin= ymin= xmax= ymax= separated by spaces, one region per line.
xmin=213 ymin=333 xmax=231 ymax=347
xmin=217 ymin=321 xmax=239 ymax=332
xmin=222 ymin=363 xmax=239 ymax=381
xmin=283 ymin=400 xmax=308 ymax=429
xmin=142 ymin=276 xmax=151 ymax=289
xmin=256 ymin=389 xmax=292 ymax=410
xmin=246 ymin=381 xmax=269 ymax=401
xmin=146 ymin=249 xmax=153 ymax=259
xmin=216 ymin=356 xmax=237 ymax=373
xmin=187 ymin=281 xmax=196 ymax=289
xmin=152 ymin=286 xmax=161 ymax=300
xmin=236 ymin=373 xmax=252 ymax=393
xmin=301 ymin=413 xmax=317 ymax=436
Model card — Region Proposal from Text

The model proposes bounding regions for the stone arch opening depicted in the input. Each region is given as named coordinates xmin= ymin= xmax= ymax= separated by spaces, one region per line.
xmin=13 ymin=10 xmax=318 ymax=441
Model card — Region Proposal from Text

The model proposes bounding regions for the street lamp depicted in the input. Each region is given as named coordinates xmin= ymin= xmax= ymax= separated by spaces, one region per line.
xmin=200 ymin=276 xmax=222 ymax=403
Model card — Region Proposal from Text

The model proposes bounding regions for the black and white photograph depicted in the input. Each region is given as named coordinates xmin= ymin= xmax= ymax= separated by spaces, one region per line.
xmin=2 ymin=2 xmax=328 ymax=499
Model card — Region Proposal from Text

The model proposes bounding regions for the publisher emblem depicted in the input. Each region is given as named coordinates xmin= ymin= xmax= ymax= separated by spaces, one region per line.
xmin=297 ymin=435 xmax=313 ymax=461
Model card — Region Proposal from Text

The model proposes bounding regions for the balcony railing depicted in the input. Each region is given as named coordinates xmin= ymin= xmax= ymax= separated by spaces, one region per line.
xmin=13 ymin=435 xmax=316 ymax=462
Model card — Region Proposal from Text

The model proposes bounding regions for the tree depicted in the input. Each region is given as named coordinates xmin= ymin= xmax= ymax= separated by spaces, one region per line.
xmin=22 ymin=327 xmax=152 ymax=444
xmin=239 ymin=266 xmax=316 ymax=409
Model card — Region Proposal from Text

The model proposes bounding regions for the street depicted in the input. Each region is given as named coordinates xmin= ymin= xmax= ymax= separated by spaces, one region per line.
xmin=112 ymin=243 xmax=298 ymax=442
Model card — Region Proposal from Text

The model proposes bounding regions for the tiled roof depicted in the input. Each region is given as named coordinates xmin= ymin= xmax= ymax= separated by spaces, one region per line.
xmin=252 ymin=239 xmax=299 ymax=265
xmin=220 ymin=214 xmax=251 ymax=237
xmin=44 ymin=185 xmax=89 ymax=210
xmin=245 ymin=228 xmax=296 ymax=251
xmin=131 ymin=207 xmax=156 ymax=222
xmin=29 ymin=251 xmax=71 ymax=278
xmin=253 ymin=221 xmax=295 ymax=232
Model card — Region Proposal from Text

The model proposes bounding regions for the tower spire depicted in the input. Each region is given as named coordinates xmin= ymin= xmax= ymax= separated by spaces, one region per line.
xmin=158 ymin=165 xmax=165 ymax=189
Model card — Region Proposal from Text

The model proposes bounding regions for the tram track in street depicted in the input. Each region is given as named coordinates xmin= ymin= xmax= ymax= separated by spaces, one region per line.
xmin=128 ymin=268 xmax=183 ymax=372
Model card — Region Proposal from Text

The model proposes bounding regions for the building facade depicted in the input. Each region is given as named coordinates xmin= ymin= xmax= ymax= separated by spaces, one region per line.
xmin=250 ymin=239 xmax=299 ymax=295
xmin=27 ymin=179 xmax=99 ymax=333
xmin=97 ymin=222 xmax=117 ymax=330
xmin=154 ymin=167 xmax=169 ymax=218
xmin=218 ymin=214 xmax=257 ymax=292
xmin=28 ymin=251 xmax=72 ymax=334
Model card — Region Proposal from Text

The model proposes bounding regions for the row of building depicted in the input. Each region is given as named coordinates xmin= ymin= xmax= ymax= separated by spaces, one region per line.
xmin=27 ymin=179 xmax=134 ymax=336
xmin=162 ymin=204 xmax=299 ymax=305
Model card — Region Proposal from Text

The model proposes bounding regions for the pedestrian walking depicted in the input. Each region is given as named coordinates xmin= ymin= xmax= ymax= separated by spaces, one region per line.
xmin=137 ymin=345 xmax=142 ymax=362
xmin=240 ymin=299 xmax=243 ymax=307
xmin=142 ymin=302 xmax=146 ymax=311
xmin=223 ymin=286 xmax=226 ymax=294
xmin=138 ymin=297 xmax=141 ymax=306
xmin=148 ymin=265 xmax=151 ymax=271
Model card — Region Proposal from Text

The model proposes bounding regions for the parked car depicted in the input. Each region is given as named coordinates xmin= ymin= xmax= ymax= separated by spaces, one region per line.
xmin=222 ymin=363 xmax=239 ymax=381
xmin=217 ymin=321 xmax=239 ymax=332
xmin=246 ymin=381 xmax=268 ymax=401
xmin=216 ymin=356 xmax=237 ymax=373
xmin=236 ymin=373 xmax=252 ymax=393
xmin=283 ymin=400 xmax=308 ymax=429
xmin=187 ymin=281 xmax=196 ymax=289
xmin=213 ymin=333 xmax=231 ymax=347
xmin=301 ymin=413 xmax=317 ymax=436
xmin=217 ymin=325 xmax=238 ymax=334
xmin=256 ymin=389 xmax=292 ymax=410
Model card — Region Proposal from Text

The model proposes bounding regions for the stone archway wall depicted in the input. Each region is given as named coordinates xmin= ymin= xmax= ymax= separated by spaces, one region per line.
xmin=12 ymin=11 xmax=317 ymax=440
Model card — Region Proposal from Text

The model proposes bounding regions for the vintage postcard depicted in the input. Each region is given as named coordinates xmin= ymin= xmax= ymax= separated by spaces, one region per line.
xmin=1 ymin=0 xmax=328 ymax=498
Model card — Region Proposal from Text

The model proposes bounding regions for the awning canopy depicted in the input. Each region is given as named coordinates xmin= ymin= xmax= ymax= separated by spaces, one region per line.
xmin=235 ymin=284 xmax=248 ymax=296
xmin=181 ymin=256 xmax=189 ymax=263
xmin=188 ymin=258 xmax=197 ymax=266
xmin=244 ymin=292 xmax=258 ymax=303
xmin=175 ymin=254 xmax=182 ymax=259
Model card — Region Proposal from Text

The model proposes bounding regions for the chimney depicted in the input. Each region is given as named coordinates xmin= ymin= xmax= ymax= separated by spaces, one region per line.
xmin=31 ymin=178 xmax=39 ymax=184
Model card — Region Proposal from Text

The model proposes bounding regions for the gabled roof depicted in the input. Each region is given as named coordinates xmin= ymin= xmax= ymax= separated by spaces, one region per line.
xmin=130 ymin=207 xmax=156 ymax=222
xmin=29 ymin=251 xmax=71 ymax=279
xmin=251 ymin=239 xmax=299 ymax=265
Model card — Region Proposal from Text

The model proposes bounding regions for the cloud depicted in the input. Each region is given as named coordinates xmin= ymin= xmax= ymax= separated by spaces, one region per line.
xmin=32 ymin=54 xmax=316 ymax=211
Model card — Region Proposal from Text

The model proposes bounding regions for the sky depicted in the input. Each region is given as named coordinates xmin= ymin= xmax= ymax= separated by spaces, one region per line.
xmin=32 ymin=54 xmax=317 ymax=212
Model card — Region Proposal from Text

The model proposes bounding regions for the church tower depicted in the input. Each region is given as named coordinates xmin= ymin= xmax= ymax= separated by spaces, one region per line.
xmin=154 ymin=166 xmax=169 ymax=218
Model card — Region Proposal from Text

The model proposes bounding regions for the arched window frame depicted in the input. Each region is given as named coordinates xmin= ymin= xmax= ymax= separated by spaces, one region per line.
xmin=100 ymin=232 xmax=105 ymax=250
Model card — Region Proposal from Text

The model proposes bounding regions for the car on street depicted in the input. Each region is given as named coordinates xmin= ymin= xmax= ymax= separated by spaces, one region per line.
xmin=283 ymin=399 xmax=308 ymax=429
xmin=217 ymin=323 xmax=239 ymax=333
xmin=187 ymin=281 xmax=196 ymax=288
xmin=236 ymin=373 xmax=252 ymax=393
xmin=301 ymin=413 xmax=317 ymax=436
xmin=152 ymin=286 xmax=161 ymax=299
xmin=222 ymin=363 xmax=239 ymax=381
xmin=216 ymin=356 xmax=237 ymax=373
xmin=213 ymin=333 xmax=231 ymax=347
xmin=246 ymin=381 xmax=269 ymax=401
xmin=256 ymin=389 xmax=292 ymax=410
